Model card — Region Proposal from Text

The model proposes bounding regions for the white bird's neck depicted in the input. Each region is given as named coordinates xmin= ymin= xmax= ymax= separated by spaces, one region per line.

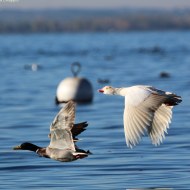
xmin=114 ymin=88 xmax=128 ymax=96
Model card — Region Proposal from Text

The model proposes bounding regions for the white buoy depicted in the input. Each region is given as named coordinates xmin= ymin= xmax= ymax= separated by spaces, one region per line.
xmin=56 ymin=62 xmax=93 ymax=104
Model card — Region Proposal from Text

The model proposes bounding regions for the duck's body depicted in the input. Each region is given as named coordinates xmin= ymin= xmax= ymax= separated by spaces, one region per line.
xmin=99 ymin=85 xmax=182 ymax=148
xmin=13 ymin=101 xmax=90 ymax=162
xmin=44 ymin=147 xmax=87 ymax=162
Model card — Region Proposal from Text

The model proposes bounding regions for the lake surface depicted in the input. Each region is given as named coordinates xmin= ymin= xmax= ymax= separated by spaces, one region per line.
xmin=0 ymin=31 xmax=190 ymax=189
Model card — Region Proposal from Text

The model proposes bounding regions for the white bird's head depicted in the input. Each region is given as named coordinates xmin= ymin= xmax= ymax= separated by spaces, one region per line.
xmin=98 ymin=86 xmax=115 ymax=95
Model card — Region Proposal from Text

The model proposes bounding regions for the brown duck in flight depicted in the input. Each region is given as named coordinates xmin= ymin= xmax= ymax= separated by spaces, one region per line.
xmin=13 ymin=101 xmax=90 ymax=162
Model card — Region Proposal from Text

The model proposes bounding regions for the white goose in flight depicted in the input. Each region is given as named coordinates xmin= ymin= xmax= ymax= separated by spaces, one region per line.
xmin=98 ymin=85 xmax=182 ymax=148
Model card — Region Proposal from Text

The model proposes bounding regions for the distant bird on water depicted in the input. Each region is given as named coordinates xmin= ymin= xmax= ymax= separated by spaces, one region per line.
xmin=13 ymin=101 xmax=90 ymax=162
xmin=98 ymin=85 xmax=182 ymax=148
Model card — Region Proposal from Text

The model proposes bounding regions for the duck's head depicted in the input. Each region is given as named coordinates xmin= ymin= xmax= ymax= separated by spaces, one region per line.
xmin=98 ymin=86 xmax=115 ymax=95
xmin=13 ymin=142 xmax=40 ymax=152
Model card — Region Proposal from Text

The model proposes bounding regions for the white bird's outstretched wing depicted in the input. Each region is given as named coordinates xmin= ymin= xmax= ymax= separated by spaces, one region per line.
xmin=150 ymin=104 xmax=172 ymax=146
xmin=123 ymin=86 xmax=181 ymax=148
xmin=49 ymin=101 xmax=76 ymax=150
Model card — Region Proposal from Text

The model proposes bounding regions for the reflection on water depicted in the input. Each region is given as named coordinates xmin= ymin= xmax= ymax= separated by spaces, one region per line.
xmin=0 ymin=31 xmax=190 ymax=189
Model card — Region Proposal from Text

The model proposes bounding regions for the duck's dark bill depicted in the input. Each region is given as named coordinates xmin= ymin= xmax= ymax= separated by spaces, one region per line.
xmin=13 ymin=145 xmax=21 ymax=150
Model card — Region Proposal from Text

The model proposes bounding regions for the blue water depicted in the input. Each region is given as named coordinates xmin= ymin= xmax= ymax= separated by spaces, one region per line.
xmin=0 ymin=31 xmax=190 ymax=189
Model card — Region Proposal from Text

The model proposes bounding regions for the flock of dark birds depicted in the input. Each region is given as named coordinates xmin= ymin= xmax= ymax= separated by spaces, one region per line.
xmin=14 ymin=83 xmax=182 ymax=162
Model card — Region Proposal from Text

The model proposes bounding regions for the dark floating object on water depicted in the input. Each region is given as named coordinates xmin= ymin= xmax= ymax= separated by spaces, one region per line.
xmin=138 ymin=46 xmax=165 ymax=54
xmin=24 ymin=63 xmax=42 ymax=71
xmin=13 ymin=101 xmax=91 ymax=162
xmin=97 ymin=78 xmax=110 ymax=84
xmin=159 ymin=72 xmax=171 ymax=78
xmin=104 ymin=55 xmax=114 ymax=61
xmin=56 ymin=62 xmax=93 ymax=104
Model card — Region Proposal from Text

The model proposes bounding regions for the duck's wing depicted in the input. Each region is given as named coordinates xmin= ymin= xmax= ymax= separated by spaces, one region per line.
xmin=49 ymin=101 xmax=76 ymax=150
xmin=123 ymin=86 xmax=181 ymax=148
xmin=50 ymin=101 xmax=75 ymax=132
